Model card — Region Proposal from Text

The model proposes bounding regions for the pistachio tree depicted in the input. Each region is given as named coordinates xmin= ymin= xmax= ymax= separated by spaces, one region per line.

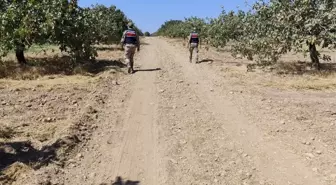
xmin=0 ymin=0 xmax=140 ymax=64
xmin=233 ymin=0 xmax=336 ymax=68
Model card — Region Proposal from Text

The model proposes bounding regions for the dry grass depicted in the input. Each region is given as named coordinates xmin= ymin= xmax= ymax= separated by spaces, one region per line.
xmin=0 ymin=75 xmax=98 ymax=92
xmin=0 ymin=126 xmax=16 ymax=140
xmin=0 ymin=162 xmax=32 ymax=184
xmin=0 ymin=55 xmax=78 ymax=80
xmin=0 ymin=45 xmax=126 ymax=80
xmin=217 ymin=61 xmax=336 ymax=91
xmin=168 ymin=37 xmax=336 ymax=91
xmin=262 ymin=73 xmax=336 ymax=90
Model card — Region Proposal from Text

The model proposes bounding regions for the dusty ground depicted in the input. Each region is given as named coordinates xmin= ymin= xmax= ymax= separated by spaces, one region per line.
xmin=1 ymin=37 xmax=336 ymax=185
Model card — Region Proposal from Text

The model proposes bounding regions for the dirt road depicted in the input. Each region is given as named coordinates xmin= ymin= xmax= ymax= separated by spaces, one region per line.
xmin=5 ymin=37 xmax=335 ymax=185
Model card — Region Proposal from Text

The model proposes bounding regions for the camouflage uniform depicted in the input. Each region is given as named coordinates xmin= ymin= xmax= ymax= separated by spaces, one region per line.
xmin=120 ymin=23 xmax=140 ymax=74
xmin=187 ymin=29 xmax=200 ymax=63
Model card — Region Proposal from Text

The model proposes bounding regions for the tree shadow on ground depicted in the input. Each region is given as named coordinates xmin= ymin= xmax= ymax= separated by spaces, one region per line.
xmin=95 ymin=46 xmax=123 ymax=51
xmin=272 ymin=61 xmax=336 ymax=75
xmin=0 ymin=142 xmax=54 ymax=171
xmin=82 ymin=59 xmax=126 ymax=74
xmin=0 ymin=141 xmax=55 ymax=171
xmin=0 ymin=56 xmax=126 ymax=79
xmin=0 ymin=135 xmax=79 ymax=171
xmin=100 ymin=176 xmax=140 ymax=185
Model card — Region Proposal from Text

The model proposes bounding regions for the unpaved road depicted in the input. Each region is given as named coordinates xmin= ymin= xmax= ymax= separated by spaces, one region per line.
xmin=5 ymin=37 xmax=336 ymax=185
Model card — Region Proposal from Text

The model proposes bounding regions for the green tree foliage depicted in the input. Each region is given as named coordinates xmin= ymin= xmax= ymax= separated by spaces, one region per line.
xmin=88 ymin=5 xmax=128 ymax=44
xmin=144 ymin=32 xmax=151 ymax=37
xmin=233 ymin=0 xmax=336 ymax=68
xmin=206 ymin=10 xmax=245 ymax=47
xmin=185 ymin=17 xmax=209 ymax=41
xmin=53 ymin=1 xmax=99 ymax=62
xmin=156 ymin=20 xmax=190 ymax=39
xmin=156 ymin=0 xmax=336 ymax=68
xmin=0 ymin=0 xmax=140 ymax=63
xmin=156 ymin=18 xmax=210 ymax=41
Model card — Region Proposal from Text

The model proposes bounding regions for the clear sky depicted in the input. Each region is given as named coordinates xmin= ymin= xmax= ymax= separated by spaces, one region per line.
xmin=79 ymin=0 xmax=255 ymax=33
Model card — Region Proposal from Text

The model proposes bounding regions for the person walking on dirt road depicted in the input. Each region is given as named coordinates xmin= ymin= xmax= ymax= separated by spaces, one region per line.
xmin=187 ymin=27 xmax=200 ymax=63
xmin=120 ymin=22 xmax=140 ymax=74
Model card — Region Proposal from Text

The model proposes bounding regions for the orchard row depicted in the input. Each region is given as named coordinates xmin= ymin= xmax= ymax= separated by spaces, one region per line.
xmin=156 ymin=0 xmax=336 ymax=69
xmin=0 ymin=0 xmax=142 ymax=63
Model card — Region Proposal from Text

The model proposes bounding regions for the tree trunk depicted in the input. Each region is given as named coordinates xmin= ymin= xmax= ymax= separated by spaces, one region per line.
xmin=15 ymin=44 xmax=27 ymax=65
xmin=309 ymin=43 xmax=320 ymax=70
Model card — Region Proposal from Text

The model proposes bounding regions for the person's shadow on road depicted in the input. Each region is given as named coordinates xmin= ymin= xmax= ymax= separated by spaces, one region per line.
xmin=100 ymin=176 xmax=140 ymax=185
xmin=197 ymin=59 xmax=214 ymax=64
xmin=133 ymin=68 xmax=161 ymax=73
